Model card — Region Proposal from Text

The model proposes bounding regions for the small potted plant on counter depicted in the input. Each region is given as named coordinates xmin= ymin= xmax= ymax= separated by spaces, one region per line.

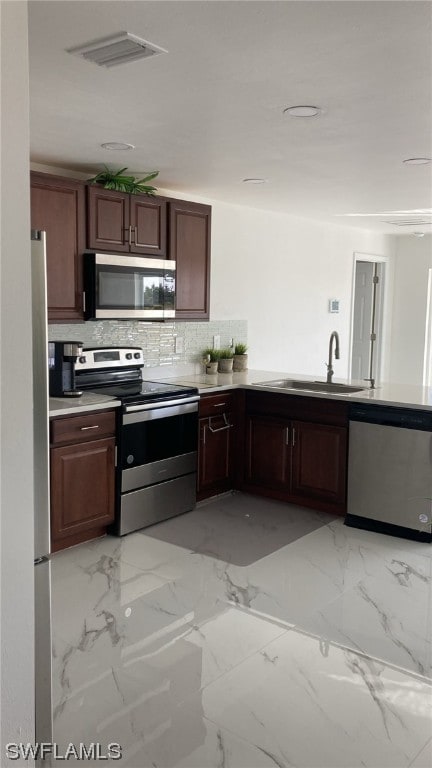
xmin=218 ymin=348 xmax=234 ymax=373
xmin=202 ymin=348 xmax=220 ymax=375
xmin=233 ymin=343 xmax=248 ymax=372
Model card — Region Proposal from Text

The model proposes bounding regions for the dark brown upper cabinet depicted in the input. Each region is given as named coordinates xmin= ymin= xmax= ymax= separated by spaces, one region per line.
xmin=169 ymin=199 xmax=211 ymax=320
xmin=30 ymin=172 xmax=86 ymax=322
xmin=87 ymin=186 xmax=167 ymax=256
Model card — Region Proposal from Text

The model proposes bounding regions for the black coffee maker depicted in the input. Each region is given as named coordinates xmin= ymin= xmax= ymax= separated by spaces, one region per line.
xmin=48 ymin=341 xmax=84 ymax=397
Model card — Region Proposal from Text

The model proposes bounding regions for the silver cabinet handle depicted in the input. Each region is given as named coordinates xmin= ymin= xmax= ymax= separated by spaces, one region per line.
xmin=292 ymin=427 xmax=296 ymax=447
xmin=203 ymin=424 xmax=206 ymax=446
xmin=80 ymin=425 xmax=99 ymax=431
xmin=134 ymin=226 xmax=138 ymax=245
xmin=213 ymin=402 xmax=226 ymax=407
xmin=208 ymin=413 xmax=232 ymax=433
xmin=128 ymin=225 xmax=133 ymax=246
xmin=285 ymin=426 xmax=290 ymax=445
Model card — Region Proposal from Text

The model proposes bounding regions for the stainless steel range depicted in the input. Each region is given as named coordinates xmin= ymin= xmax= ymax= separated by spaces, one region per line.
xmin=75 ymin=347 xmax=199 ymax=535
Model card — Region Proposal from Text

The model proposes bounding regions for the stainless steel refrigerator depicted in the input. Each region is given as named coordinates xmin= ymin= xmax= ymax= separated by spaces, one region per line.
xmin=31 ymin=230 xmax=53 ymax=751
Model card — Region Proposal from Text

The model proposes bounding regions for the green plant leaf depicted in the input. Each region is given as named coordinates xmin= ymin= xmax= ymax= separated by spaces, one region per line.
xmin=87 ymin=166 xmax=159 ymax=195
xmin=136 ymin=171 xmax=159 ymax=184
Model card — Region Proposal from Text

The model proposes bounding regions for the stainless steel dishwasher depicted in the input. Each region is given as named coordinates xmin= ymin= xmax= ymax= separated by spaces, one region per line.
xmin=346 ymin=404 xmax=432 ymax=542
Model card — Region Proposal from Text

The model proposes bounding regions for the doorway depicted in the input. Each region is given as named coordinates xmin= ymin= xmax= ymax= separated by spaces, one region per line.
xmin=349 ymin=253 xmax=387 ymax=383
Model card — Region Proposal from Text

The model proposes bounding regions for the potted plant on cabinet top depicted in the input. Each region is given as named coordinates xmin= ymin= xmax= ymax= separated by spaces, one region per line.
xmin=87 ymin=166 xmax=159 ymax=195
xmin=233 ymin=343 xmax=248 ymax=371
xmin=218 ymin=348 xmax=234 ymax=373
xmin=202 ymin=348 xmax=219 ymax=375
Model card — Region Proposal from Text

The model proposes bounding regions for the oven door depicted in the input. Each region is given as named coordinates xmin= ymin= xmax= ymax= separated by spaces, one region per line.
xmin=121 ymin=398 xmax=199 ymax=487
xmin=84 ymin=253 xmax=175 ymax=320
xmin=116 ymin=398 xmax=199 ymax=535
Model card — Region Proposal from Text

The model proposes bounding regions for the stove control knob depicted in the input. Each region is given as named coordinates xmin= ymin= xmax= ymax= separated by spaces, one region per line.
xmin=134 ymin=352 xmax=141 ymax=359
xmin=127 ymin=455 xmax=134 ymax=465
xmin=126 ymin=353 xmax=133 ymax=360
xmin=79 ymin=356 xmax=86 ymax=364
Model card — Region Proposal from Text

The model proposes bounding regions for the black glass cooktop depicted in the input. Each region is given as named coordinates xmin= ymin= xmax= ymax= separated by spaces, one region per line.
xmin=88 ymin=379 xmax=199 ymax=406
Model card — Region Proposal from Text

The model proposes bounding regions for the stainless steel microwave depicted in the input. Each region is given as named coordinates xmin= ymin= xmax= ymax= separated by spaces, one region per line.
xmin=83 ymin=253 xmax=175 ymax=321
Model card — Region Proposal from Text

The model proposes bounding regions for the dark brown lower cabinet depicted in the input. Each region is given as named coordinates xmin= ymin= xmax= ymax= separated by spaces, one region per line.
xmin=245 ymin=415 xmax=289 ymax=489
xmin=198 ymin=414 xmax=233 ymax=499
xmin=50 ymin=410 xmax=116 ymax=552
xmin=242 ymin=392 xmax=348 ymax=515
xmin=291 ymin=420 xmax=347 ymax=506
xmin=197 ymin=392 xmax=235 ymax=500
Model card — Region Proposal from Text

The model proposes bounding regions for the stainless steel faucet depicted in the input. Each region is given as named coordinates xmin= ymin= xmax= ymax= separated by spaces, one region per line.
xmin=326 ymin=331 xmax=340 ymax=383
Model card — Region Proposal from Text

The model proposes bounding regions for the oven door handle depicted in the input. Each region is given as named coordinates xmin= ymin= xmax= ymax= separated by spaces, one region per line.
xmin=123 ymin=398 xmax=199 ymax=424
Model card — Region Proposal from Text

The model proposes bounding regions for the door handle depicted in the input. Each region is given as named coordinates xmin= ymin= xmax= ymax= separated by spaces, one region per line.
xmin=292 ymin=427 xmax=296 ymax=447
xmin=134 ymin=226 xmax=138 ymax=245
xmin=128 ymin=225 xmax=133 ymax=246
xmin=285 ymin=426 xmax=290 ymax=445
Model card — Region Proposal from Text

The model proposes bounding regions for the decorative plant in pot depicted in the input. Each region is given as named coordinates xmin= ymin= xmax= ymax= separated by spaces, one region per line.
xmin=233 ymin=343 xmax=248 ymax=372
xmin=87 ymin=166 xmax=159 ymax=195
xmin=218 ymin=348 xmax=234 ymax=373
xmin=202 ymin=348 xmax=220 ymax=375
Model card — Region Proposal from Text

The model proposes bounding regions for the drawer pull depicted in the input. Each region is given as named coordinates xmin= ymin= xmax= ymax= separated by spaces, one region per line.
xmin=213 ymin=402 xmax=226 ymax=407
xmin=208 ymin=413 xmax=232 ymax=433
xmin=80 ymin=425 xmax=100 ymax=431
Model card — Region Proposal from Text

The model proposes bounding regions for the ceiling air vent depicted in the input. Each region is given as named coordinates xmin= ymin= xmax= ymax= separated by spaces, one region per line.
xmin=67 ymin=32 xmax=168 ymax=68
xmin=382 ymin=217 xmax=432 ymax=227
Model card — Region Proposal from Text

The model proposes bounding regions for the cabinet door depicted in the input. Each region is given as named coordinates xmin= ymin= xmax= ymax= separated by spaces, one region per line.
xmin=50 ymin=437 xmax=115 ymax=550
xmin=291 ymin=421 xmax=347 ymax=505
xmin=30 ymin=173 xmax=85 ymax=321
xmin=130 ymin=195 xmax=167 ymax=256
xmin=169 ymin=199 xmax=211 ymax=320
xmin=87 ymin=185 xmax=130 ymax=252
xmin=197 ymin=413 xmax=233 ymax=499
xmin=245 ymin=414 xmax=290 ymax=490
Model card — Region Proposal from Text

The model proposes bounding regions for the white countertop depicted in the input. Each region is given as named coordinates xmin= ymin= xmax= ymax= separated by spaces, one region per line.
xmin=156 ymin=369 xmax=432 ymax=411
xmin=49 ymin=370 xmax=432 ymax=417
xmin=49 ymin=392 xmax=121 ymax=418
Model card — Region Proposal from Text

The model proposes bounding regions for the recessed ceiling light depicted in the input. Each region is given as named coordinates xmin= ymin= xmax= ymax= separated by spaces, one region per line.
xmin=101 ymin=142 xmax=135 ymax=151
xmin=403 ymin=157 xmax=432 ymax=165
xmin=283 ymin=105 xmax=322 ymax=118
xmin=413 ymin=232 xmax=426 ymax=237
xmin=242 ymin=178 xmax=267 ymax=184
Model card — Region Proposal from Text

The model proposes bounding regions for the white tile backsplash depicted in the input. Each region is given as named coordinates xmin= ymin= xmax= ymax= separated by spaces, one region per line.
xmin=48 ymin=320 xmax=247 ymax=374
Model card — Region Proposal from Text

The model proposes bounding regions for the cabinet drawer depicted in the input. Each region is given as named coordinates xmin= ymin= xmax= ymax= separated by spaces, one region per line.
xmin=199 ymin=392 xmax=234 ymax=418
xmin=51 ymin=410 xmax=116 ymax=445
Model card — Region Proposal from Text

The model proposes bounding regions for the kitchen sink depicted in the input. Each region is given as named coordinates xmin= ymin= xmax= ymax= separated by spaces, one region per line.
xmin=255 ymin=379 xmax=365 ymax=394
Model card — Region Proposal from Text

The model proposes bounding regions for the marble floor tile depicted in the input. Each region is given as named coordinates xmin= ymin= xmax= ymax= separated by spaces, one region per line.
xmin=409 ymin=738 xmax=432 ymax=767
xmin=299 ymin=574 xmax=432 ymax=678
xmin=200 ymin=628 xmax=432 ymax=768
xmin=50 ymin=493 xmax=432 ymax=767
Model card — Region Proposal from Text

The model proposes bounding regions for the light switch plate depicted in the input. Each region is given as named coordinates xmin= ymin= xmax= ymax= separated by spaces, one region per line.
xmin=213 ymin=334 xmax=221 ymax=350
xmin=174 ymin=336 xmax=184 ymax=353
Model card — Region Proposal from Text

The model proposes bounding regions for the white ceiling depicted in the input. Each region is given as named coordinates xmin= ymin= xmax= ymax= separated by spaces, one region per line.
xmin=28 ymin=0 xmax=432 ymax=233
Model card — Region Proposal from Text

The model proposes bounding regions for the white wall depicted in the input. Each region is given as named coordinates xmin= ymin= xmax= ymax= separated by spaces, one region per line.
xmin=1 ymin=1 xmax=35 ymax=763
xmin=209 ymin=201 xmax=392 ymax=376
xmin=389 ymin=234 xmax=432 ymax=385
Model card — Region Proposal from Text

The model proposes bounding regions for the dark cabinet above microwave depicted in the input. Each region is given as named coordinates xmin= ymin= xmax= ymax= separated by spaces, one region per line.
xmin=30 ymin=171 xmax=211 ymax=323
xmin=87 ymin=186 xmax=167 ymax=257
